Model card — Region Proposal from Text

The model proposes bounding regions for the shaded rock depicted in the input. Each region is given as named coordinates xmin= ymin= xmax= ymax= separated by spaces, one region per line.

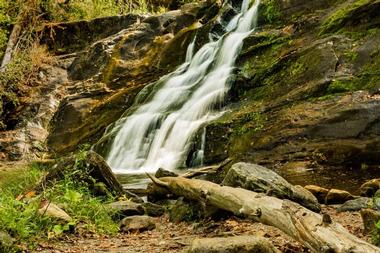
xmin=359 ymin=178 xmax=380 ymax=197
xmin=155 ymin=168 xmax=178 ymax=178
xmin=40 ymin=14 xmax=142 ymax=54
xmin=325 ymin=189 xmax=354 ymax=205
xmin=304 ymin=185 xmax=329 ymax=203
xmin=141 ymin=202 xmax=165 ymax=217
xmin=361 ymin=208 xmax=380 ymax=233
xmin=109 ymin=201 xmax=145 ymax=217
xmin=47 ymin=86 xmax=142 ymax=153
xmin=373 ymin=189 xmax=380 ymax=211
xmin=38 ymin=201 xmax=72 ymax=221
xmin=187 ymin=236 xmax=280 ymax=253
xmin=337 ymin=197 xmax=372 ymax=212
xmin=109 ymin=201 xmax=164 ymax=218
xmin=120 ymin=215 xmax=156 ymax=232
xmin=169 ymin=198 xmax=202 ymax=222
xmin=222 ymin=163 xmax=320 ymax=212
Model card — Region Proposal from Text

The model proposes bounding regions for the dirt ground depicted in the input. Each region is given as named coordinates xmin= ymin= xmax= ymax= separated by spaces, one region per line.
xmin=33 ymin=205 xmax=371 ymax=253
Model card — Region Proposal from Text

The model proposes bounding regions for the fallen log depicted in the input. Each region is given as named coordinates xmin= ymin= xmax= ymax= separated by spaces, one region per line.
xmin=147 ymin=175 xmax=380 ymax=253
xmin=181 ymin=158 xmax=232 ymax=178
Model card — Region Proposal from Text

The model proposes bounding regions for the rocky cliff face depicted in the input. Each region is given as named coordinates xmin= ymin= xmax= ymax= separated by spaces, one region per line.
xmin=3 ymin=0 xmax=379 ymax=180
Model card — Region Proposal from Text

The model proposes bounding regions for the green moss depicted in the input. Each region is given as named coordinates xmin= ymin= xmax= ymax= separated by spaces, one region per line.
xmin=260 ymin=0 xmax=282 ymax=24
xmin=233 ymin=112 xmax=266 ymax=136
xmin=344 ymin=50 xmax=358 ymax=62
xmin=320 ymin=0 xmax=373 ymax=35
xmin=327 ymin=80 xmax=355 ymax=93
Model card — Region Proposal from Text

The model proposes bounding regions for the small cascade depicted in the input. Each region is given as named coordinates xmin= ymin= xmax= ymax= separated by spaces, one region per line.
xmin=105 ymin=0 xmax=260 ymax=174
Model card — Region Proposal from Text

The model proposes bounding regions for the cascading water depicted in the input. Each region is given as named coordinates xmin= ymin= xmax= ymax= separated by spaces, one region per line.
xmin=105 ymin=0 xmax=260 ymax=174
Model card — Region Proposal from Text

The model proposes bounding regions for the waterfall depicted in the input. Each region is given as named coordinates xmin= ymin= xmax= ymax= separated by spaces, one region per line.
xmin=105 ymin=0 xmax=260 ymax=174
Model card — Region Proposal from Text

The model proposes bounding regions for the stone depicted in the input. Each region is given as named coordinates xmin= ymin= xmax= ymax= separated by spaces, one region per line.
xmin=155 ymin=168 xmax=178 ymax=178
xmin=325 ymin=189 xmax=354 ymax=205
xmin=359 ymin=179 xmax=380 ymax=197
xmin=360 ymin=209 xmax=380 ymax=233
xmin=222 ymin=163 xmax=320 ymax=212
xmin=373 ymin=190 xmax=380 ymax=210
xmin=168 ymin=198 xmax=202 ymax=222
xmin=304 ymin=185 xmax=329 ymax=204
xmin=109 ymin=201 xmax=165 ymax=218
xmin=187 ymin=236 xmax=280 ymax=253
xmin=337 ymin=197 xmax=372 ymax=212
xmin=38 ymin=201 xmax=72 ymax=221
xmin=40 ymin=14 xmax=142 ymax=54
xmin=109 ymin=201 xmax=145 ymax=217
xmin=120 ymin=215 xmax=156 ymax=232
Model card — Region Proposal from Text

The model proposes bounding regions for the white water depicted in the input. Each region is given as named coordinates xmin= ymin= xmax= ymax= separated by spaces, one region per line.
xmin=106 ymin=0 xmax=260 ymax=173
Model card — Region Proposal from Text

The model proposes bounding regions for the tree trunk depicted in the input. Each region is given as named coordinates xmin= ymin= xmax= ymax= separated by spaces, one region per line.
xmin=0 ymin=23 xmax=22 ymax=71
xmin=148 ymin=176 xmax=380 ymax=253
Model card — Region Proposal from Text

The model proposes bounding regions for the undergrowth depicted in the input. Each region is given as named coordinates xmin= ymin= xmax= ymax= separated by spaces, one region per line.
xmin=0 ymin=150 xmax=118 ymax=252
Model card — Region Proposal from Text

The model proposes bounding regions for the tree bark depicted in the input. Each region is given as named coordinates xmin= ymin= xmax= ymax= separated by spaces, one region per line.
xmin=148 ymin=176 xmax=380 ymax=253
xmin=0 ymin=23 xmax=22 ymax=71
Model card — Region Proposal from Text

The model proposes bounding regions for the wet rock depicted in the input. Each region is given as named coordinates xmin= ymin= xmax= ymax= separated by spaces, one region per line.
xmin=222 ymin=163 xmax=320 ymax=212
xmin=47 ymin=87 xmax=142 ymax=153
xmin=304 ymin=185 xmax=329 ymax=204
xmin=359 ymin=178 xmax=380 ymax=197
xmin=337 ymin=197 xmax=372 ymax=212
xmin=155 ymin=168 xmax=178 ymax=178
xmin=361 ymin=209 xmax=380 ymax=233
xmin=325 ymin=189 xmax=354 ymax=205
xmin=120 ymin=215 xmax=156 ymax=232
xmin=38 ymin=201 xmax=72 ymax=221
xmin=187 ymin=236 xmax=280 ymax=253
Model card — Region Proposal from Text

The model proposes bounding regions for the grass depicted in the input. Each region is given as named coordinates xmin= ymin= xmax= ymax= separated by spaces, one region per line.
xmin=0 ymin=150 xmax=119 ymax=252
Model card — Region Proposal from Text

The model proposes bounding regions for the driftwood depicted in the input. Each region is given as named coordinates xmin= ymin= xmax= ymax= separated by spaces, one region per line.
xmin=147 ymin=176 xmax=380 ymax=253
xmin=181 ymin=158 xmax=232 ymax=178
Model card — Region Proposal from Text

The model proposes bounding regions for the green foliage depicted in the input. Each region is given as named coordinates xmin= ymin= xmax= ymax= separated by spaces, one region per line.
xmin=261 ymin=0 xmax=281 ymax=24
xmin=0 ymin=151 xmax=119 ymax=251
xmin=320 ymin=0 xmax=373 ymax=35
xmin=372 ymin=220 xmax=380 ymax=246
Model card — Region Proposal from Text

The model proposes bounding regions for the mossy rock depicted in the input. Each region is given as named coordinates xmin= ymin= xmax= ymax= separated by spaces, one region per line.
xmin=320 ymin=0 xmax=380 ymax=35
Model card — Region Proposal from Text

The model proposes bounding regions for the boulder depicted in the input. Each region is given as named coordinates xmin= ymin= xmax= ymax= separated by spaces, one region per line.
xmin=109 ymin=201 xmax=145 ymax=217
xmin=359 ymin=179 xmax=380 ymax=197
xmin=187 ymin=236 xmax=280 ymax=253
xmin=360 ymin=209 xmax=380 ymax=233
xmin=120 ymin=215 xmax=156 ymax=232
xmin=39 ymin=14 xmax=142 ymax=54
xmin=373 ymin=190 xmax=380 ymax=211
xmin=337 ymin=197 xmax=372 ymax=212
xmin=325 ymin=189 xmax=354 ymax=205
xmin=222 ymin=163 xmax=320 ymax=212
xmin=304 ymin=185 xmax=329 ymax=203
xmin=109 ymin=201 xmax=165 ymax=218
xmin=155 ymin=168 xmax=178 ymax=178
